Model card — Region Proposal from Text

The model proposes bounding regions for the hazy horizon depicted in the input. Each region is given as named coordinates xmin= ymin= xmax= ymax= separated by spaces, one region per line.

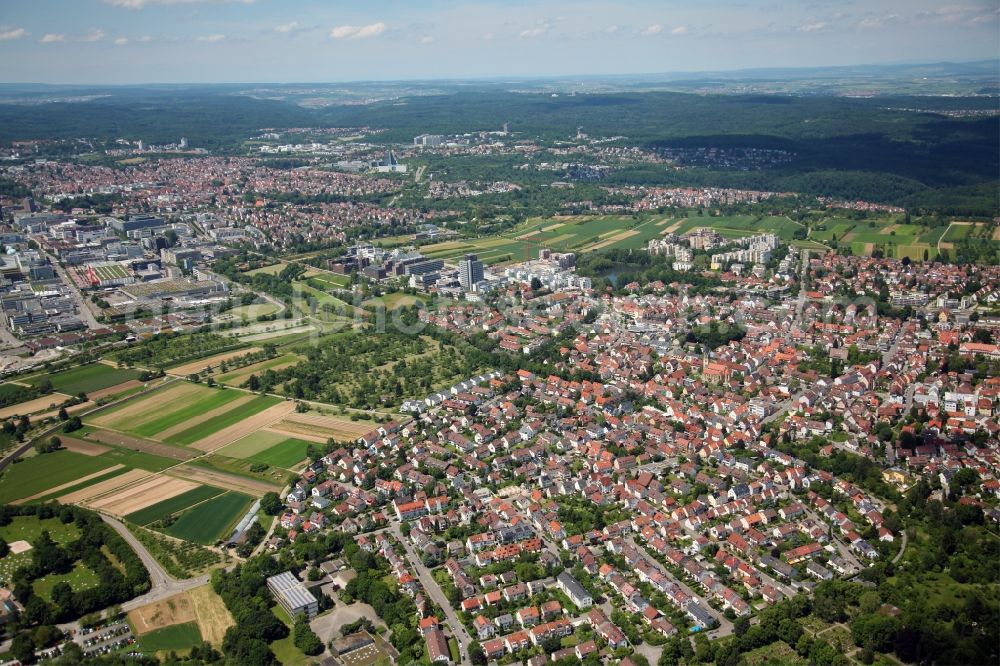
xmin=0 ymin=0 xmax=997 ymax=84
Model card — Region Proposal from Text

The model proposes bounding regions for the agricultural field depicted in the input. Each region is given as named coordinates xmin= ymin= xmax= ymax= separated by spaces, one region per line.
xmin=136 ymin=621 xmax=203 ymax=655
xmin=187 ymin=454 xmax=293 ymax=487
xmin=89 ymin=382 xmax=285 ymax=448
xmin=124 ymin=485 xmax=225 ymax=526
xmin=129 ymin=584 xmax=234 ymax=651
xmin=0 ymin=451 xmax=120 ymax=504
xmin=161 ymin=491 xmax=253 ymax=544
xmin=167 ymin=347 xmax=261 ymax=377
xmin=0 ymin=393 xmax=72 ymax=420
xmin=26 ymin=364 xmax=142 ymax=395
xmin=269 ymin=412 xmax=377 ymax=442
xmin=217 ymin=431 xmax=313 ymax=470
xmin=415 ymin=213 xmax=806 ymax=265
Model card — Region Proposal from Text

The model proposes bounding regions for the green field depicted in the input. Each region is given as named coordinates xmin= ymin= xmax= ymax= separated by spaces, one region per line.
xmin=248 ymin=438 xmax=311 ymax=469
xmin=30 ymin=466 xmax=133 ymax=503
xmin=27 ymin=364 xmax=141 ymax=395
xmin=307 ymin=272 xmax=351 ymax=288
xmin=136 ymin=622 xmax=203 ymax=654
xmin=132 ymin=389 xmax=246 ymax=439
xmin=162 ymin=491 xmax=254 ymax=544
xmin=415 ymin=213 xmax=806 ymax=265
xmin=218 ymin=431 xmax=313 ymax=469
xmin=95 ymin=446 xmax=180 ymax=472
xmin=166 ymin=395 xmax=282 ymax=446
xmin=190 ymin=455 xmax=292 ymax=486
xmin=33 ymin=561 xmax=100 ymax=600
xmin=0 ymin=451 xmax=118 ymax=504
xmin=124 ymin=485 xmax=225 ymax=526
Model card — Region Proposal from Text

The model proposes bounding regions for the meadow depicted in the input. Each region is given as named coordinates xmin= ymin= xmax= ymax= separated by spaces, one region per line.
xmin=218 ymin=431 xmax=313 ymax=470
xmin=136 ymin=621 xmax=203 ymax=654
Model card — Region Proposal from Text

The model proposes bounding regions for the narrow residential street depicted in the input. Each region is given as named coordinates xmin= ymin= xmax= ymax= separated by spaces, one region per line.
xmin=389 ymin=520 xmax=473 ymax=660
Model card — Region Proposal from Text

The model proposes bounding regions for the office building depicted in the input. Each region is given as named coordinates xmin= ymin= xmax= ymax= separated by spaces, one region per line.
xmin=458 ymin=253 xmax=484 ymax=291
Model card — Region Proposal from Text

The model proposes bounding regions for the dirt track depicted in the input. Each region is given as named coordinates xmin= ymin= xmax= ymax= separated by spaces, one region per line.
xmin=86 ymin=430 xmax=198 ymax=461
xmin=190 ymin=401 xmax=296 ymax=452
xmin=167 ymin=464 xmax=280 ymax=495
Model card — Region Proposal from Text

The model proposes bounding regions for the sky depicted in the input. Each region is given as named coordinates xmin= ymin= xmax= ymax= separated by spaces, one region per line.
xmin=0 ymin=0 xmax=997 ymax=84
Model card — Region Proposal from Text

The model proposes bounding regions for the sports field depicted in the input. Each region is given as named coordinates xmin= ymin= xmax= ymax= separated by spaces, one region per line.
xmin=161 ymin=491 xmax=254 ymax=544
xmin=124 ymin=485 xmax=225 ymax=526
xmin=27 ymin=364 xmax=142 ymax=395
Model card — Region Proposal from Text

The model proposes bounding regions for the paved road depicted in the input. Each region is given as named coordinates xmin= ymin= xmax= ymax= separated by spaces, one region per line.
xmin=389 ymin=521 xmax=473 ymax=661
xmin=100 ymin=515 xmax=210 ymax=611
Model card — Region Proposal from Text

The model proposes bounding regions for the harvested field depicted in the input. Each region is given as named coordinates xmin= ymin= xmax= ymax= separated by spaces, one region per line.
xmin=0 ymin=393 xmax=72 ymax=420
xmin=57 ymin=469 xmax=152 ymax=505
xmin=189 ymin=400 xmax=295 ymax=452
xmin=167 ymin=464 xmax=281 ymax=496
xmin=90 ymin=382 xmax=204 ymax=429
xmin=58 ymin=436 xmax=110 ymax=457
xmin=87 ymin=430 xmax=198 ymax=461
xmin=188 ymin=585 xmax=234 ymax=647
xmin=15 ymin=465 xmax=126 ymax=504
xmin=87 ymin=380 xmax=144 ymax=401
xmin=167 ymin=347 xmax=261 ymax=377
xmin=584 ymin=228 xmax=640 ymax=251
xmin=153 ymin=394 xmax=255 ymax=441
xmin=129 ymin=592 xmax=197 ymax=635
xmin=272 ymin=412 xmax=375 ymax=440
xmin=85 ymin=475 xmax=199 ymax=516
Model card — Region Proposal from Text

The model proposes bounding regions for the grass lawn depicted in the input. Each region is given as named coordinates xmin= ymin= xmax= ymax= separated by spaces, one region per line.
xmin=33 ymin=561 xmax=100 ymax=600
xmin=124 ymin=485 xmax=225 ymax=526
xmin=0 ymin=515 xmax=82 ymax=583
xmin=136 ymin=621 xmax=203 ymax=654
xmin=166 ymin=395 xmax=282 ymax=446
xmin=0 ymin=451 xmax=118 ymax=504
xmin=28 ymin=364 xmax=141 ymax=395
xmin=269 ymin=606 xmax=309 ymax=666
xmin=162 ymin=492 xmax=254 ymax=545
xmin=308 ymin=273 xmax=351 ymax=288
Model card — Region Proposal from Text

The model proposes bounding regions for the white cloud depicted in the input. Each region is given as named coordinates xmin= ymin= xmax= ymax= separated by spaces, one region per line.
xmin=419 ymin=35 xmax=435 ymax=44
xmin=82 ymin=29 xmax=107 ymax=42
xmin=797 ymin=21 xmax=827 ymax=32
xmin=330 ymin=22 xmax=385 ymax=40
xmin=0 ymin=27 xmax=28 ymax=41
xmin=274 ymin=21 xmax=299 ymax=34
xmin=671 ymin=25 xmax=688 ymax=35
xmin=604 ymin=25 xmax=619 ymax=34
xmin=39 ymin=33 xmax=66 ymax=43
xmin=519 ymin=23 xmax=549 ymax=38
xmin=857 ymin=14 xmax=899 ymax=30
xmin=640 ymin=24 xmax=663 ymax=36
xmin=197 ymin=33 xmax=226 ymax=42
xmin=104 ymin=0 xmax=254 ymax=8
xmin=114 ymin=37 xmax=129 ymax=45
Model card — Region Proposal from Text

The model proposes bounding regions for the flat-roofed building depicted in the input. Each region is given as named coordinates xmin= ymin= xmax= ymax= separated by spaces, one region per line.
xmin=267 ymin=571 xmax=319 ymax=619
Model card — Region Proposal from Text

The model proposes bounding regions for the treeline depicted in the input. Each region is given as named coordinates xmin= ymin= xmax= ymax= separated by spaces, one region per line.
xmin=1 ymin=504 xmax=150 ymax=627
xmin=210 ymin=557 xmax=289 ymax=665
xmin=111 ymin=331 xmax=243 ymax=369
